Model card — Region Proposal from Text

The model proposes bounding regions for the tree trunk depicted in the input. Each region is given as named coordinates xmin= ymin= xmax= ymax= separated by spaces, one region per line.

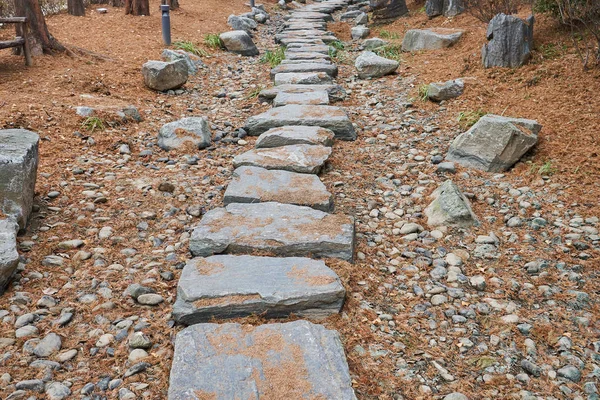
xmin=125 ymin=0 xmax=150 ymax=15
xmin=14 ymin=0 xmax=66 ymax=55
xmin=68 ymin=0 xmax=85 ymax=16
xmin=370 ymin=0 xmax=408 ymax=22
xmin=111 ymin=0 xmax=125 ymax=7
xmin=167 ymin=0 xmax=179 ymax=10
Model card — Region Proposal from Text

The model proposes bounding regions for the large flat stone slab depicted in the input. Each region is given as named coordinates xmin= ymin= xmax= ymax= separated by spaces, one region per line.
xmin=271 ymin=63 xmax=338 ymax=78
xmin=275 ymin=72 xmax=333 ymax=86
xmin=278 ymin=34 xmax=338 ymax=46
xmin=0 ymin=219 xmax=19 ymax=295
xmin=285 ymin=51 xmax=332 ymax=61
xmin=286 ymin=44 xmax=330 ymax=54
xmin=289 ymin=11 xmax=334 ymax=21
xmin=0 ymin=129 xmax=39 ymax=232
xmin=273 ymin=90 xmax=330 ymax=106
xmin=402 ymin=28 xmax=464 ymax=51
xmin=260 ymin=84 xmax=347 ymax=103
xmin=255 ymin=126 xmax=335 ymax=148
xmin=172 ymin=255 xmax=345 ymax=324
xmin=189 ymin=202 xmax=355 ymax=261
xmin=244 ymin=104 xmax=356 ymax=140
xmin=233 ymin=144 xmax=332 ymax=174
xmin=281 ymin=58 xmax=332 ymax=65
xmin=168 ymin=320 xmax=356 ymax=399
xmin=224 ymin=166 xmax=333 ymax=211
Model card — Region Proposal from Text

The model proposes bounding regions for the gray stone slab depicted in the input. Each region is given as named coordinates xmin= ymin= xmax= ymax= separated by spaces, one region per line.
xmin=244 ymin=104 xmax=356 ymax=140
xmin=259 ymin=84 xmax=347 ymax=103
xmin=402 ymin=28 xmax=464 ymax=51
xmin=279 ymin=38 xmax=329 ymax=46
xmin=280 ymin=59 xmax=332 ymax=65
xmin=233 ymin=144 xmax=331 ymax=174
xmin=283 ymin=23 xmax=327 ymax=31
xmin=273 ymin=90 xmax=330 ymax=106
xmin=168 ymin=320 xmax=356 ymax=399
xmin=189 ymin=202 xmax=355 ymax=261
xmin=0 ymin=129 xmax=39 ymax=232
xmin=289 ymin=12 xmax=334 ymax=21
xmin=224 ymin=166 xmax=333 ymax=211
xmin=0 ymin=219 xmax=19 ymax=295
xmin=271 ymin=63 xmax=338 ymax=79
xmin=285 ymin=51 xmax=332 ymax=61
xmin=255 ymin=126 xmax=335 ymax=148
xmin=172 ymin=255 xmax=345 ymax=324
xmin=286 ymin=44 xmax=330 ymax=54
xmin=274 ymin=72 xmax=333 ymax=86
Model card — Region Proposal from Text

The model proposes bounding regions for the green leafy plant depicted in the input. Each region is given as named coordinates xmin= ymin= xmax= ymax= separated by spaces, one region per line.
xmin=418 ymin=84 xmax=430 ymax=101
xmin=457 ymin=109 xmax=486 ymax=129
xmin=373 ymin=44 xmax=402 ymax=61
xmin=538 ymin=161 xmax=558 ymax=175
xmin=538 ymin=42 xmax=567 ymax=59
xmin=173 ymin=40 xmax=210 ymax=57
xmin=379 ymin=29 xmax=400 ymax=39
xmin=81 ymin=117 xmax=105 ymax=133
xmin=260 ymin=46 xmax=286 ymax=68
xmin=204 ymin=34 xmax=223 ymax=50
xmin=329 ymin=40 xmax=345 ymax=50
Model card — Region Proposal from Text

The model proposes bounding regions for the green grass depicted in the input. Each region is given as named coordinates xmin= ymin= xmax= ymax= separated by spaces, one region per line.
xmin=373 ymin=44 xmax=402 ymax=61
xmin=173 ymin=40 xmax=210 ymax=57
xmin=457 ymin=110 xmax=486 ymax=129
xmin=531 ymin=161 xmax=557 ymax=175
xmin=328 ymin=46 xmax=350 ymax=64
xmin=418 ymin=84 xmax=430 ymax=101
xmin=260 ymin=46 xmax=286 ymax=68
xmin=81 ymin=117 xmax=105 ymax=133
xmin=329 ymin=40 xmax=345 ymax=50
xmin=204 ymin=34 xmax=223 ymax=50
xmin=379 ymin=29 xmax=400 ymax=40
xmin=245 ymin=86 xmax=263 ymax=100
xmin=538 ymin=42 xmax=566 ymax=60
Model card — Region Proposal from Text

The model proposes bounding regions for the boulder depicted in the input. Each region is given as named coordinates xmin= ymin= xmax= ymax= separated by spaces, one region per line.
xmin=425 ymin=0 xmax=463 ymax=18
xmin=482 ymin=13 xmax=533 ymax=68
xmin=355 ymin=51 xmax=399 ymax=79
xmin=351 ymin=26 xmax=370 ymax=40
xmin=219 ymin=31 xmax=259 ymax=56
xmin=232 ymin=144 xmax=332 ymax=174
xmin=446 ymin=114 xmax=541 ymax=172
xmin=227 ymin=15 xmax=258 ymax=33
xmin=355 ymin=12 xmax=369 ymax=25
xmin=0 ymin=219 xmax=18 ymax=295
xmin=255 ymin=126 xmax=335 ymax=148
xmin=168 ymin=321 xmax=356 ymax=399
xmin=425 ymin=180 xmax=478 ymax=227
xmin=161 ymin=49 xmax=203 ymax=76
xmin=142 ymin=60 xmax=188 ymax=92
xmin=427 ymin=79 xmax=464 ymax=101
xmin=371 ymin=0 xmax=408 ymax=21
xmin=157 ymin=117 xmax=212 ymax=151
xmin=0 ymin=129 xmax=39 ymax=232
xmin=402 ymin=28 xmax=463 ymax=51
xmin=172 ymin=255 xmax=344 ymax=324
xmin=362 ymin=37 xmax=388 ymax=50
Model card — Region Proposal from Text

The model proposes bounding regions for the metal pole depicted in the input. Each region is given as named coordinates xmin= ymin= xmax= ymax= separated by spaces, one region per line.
xmin=250 ymin=0 xmax=255 ymax=7
xmin=161 ymin=4 xmax=172 ymax=46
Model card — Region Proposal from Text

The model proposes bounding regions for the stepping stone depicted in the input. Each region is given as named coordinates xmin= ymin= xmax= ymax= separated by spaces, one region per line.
xmin=402 ymin=28 xmax=464 ymax=51
xmin=244 ymin=104 xmax=356 ymax=140
xmin=260 ymin=84 xmax=347 ymax=102
xmin=224 ymin=166 xmax=334 ymax=211
xmin=289 ymin=12 xmax=334 ymax=21
xmin=168 ymin=320 xmax=356 ymax=399
xmin=277 ymin=34 xmax=338 ymax=45
xmin=172 ymin=255 xmax=345 ymax=324
xmin=279 ymin=38 xmax=330 ymax=46
xmin=287 ymin=44 xmax=330 ymax=54
xmin=274 ymin=72 xmax=333 ymax=86
xmin=255 ymin=126 xmax=335 ymax=148
xmin=233 ymin=144 xmax=331 ymax=174
xmin=284 ymin=23 xmax=327 ymax=31
xmin=276 ymin=30 xmax=333 ymax=39
xmin=271 ymin=63 xmax=338 ymax=78
xmin=189 ymin=202 xmax=355 ymax=261
xmin=274 ymin=90 xmax=330 ymax=106
xmin=285 ymin=51 xmax=332 ymax=61
xmin=280 ymin=59 xmax=332 ymax=65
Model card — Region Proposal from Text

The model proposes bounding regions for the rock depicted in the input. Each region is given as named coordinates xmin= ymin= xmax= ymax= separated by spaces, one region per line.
xmin=219 ymin=31 xmax=259 ymax=56
xmin=128 ymin=348 xmax=148 ymax=362
xmin=285 ymin=51 xmax=331 ymax=61
xmin=137 ymin=293 xmax=164 ymax=305
xmin=371 ymin=0 xmax=409 ymax=21
xmin=427 ymin=79 xmax=464 ymax=101
xmin=0 ymin=129 xmax=39 ymax=231
xmin=425 ymin=180 xmax=478 ymax=227
xmin=142 ymin=60 xmax=188 ymax=92
xmin=341 ymin=10 xmax=363 ymax=20
xmin=273 ymin=90 xmax=330 ymax=106
xmin=224 ymin=166 xmax=334 ymax=211
xmin=446 ymin=114 xmax=541 ymax=172
xmin=227 ymin=15 xmax=258 ymax=32
xmin=402 ymin=28 xmax=463 ymax=51
xmin=233 ymin=144 xmax=332 ymax=174
xmin=443 ymin=393 xmax=469 ymax=400
xmin=123 ymin=362 xmax=151 ymax=378
xmin=259 ymin=84 xmax=347 ymax=103
xmin=482 ymin=13 xmax=533 ymax=68
xmin=173 ymin=255 xmax=345 ymax=324
xmin=128 ymin=332 xmax=152 ymax=349
xmin=271 ymin=63 xmax=338 ymax=78
xmin=189 ymin=202 xmax=355 ymax=261
xmin=168 ymin=321 xmax=355 ymax=399
xmin=521 ymin=359 xmax=542 ymax=377
xmin=157 ymin=117 xmax=212 ymax=151
xmin=57 ymin=239 xmax=84 ymax=250
xmin=426 ymin=0 xmax=463 ymax=17
xmin=355 ymin=51 xmax=399 ymax=79
xmin=362 ymin=37 xmax=388 ymax=50
xmin=244 ymin=105 xmax=356 ymax=140
xmin=15 ymin=379 xmax=44 ymax=392
xmin=45 ymin=382 xmax=71 ymax=400
xmin=158 ymin=182 xmax=175 ymax=193
xmin=161 ymin=49 xmax=201 ymax=76
xmin=274 ymin=72 xmax=333 ymax=86
xmin=0 ymin=219 xmax=19 ymax=295
xmin=76 ymin=105 xmax=142 ymax=122
xmin=33 ymin=333 xmax=62 ymax=357
xmin=255 ymin=126 xmax=335 ymax=148
xmin=355 ymin=12 xmax=369 ymax=25
xmin=557 ymin=365 xmax=581 ymax=382
xmin=351 ymin=26 xmax=370 ymax=40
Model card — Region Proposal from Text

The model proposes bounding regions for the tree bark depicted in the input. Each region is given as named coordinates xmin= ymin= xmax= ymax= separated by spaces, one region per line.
xmin=125 ymin=0 xmax=150 ymax=15
xmin=111 ymin=0 xmax=125 ymax=7
xmin=167 ymin=0 xmax=179 ymax=10
xmin=68 ymin=0 xmax=86 ymax=16
xmin=370 ymin=0 xmax=409 ymax=22
xmin=14 ymin=0 xmax=66 ymax=55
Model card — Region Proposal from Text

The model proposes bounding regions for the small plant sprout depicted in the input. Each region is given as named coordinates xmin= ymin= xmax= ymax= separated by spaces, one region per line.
xmin=260 ymin=46 xmax=286 ymax=68
xmin=81 ymin=117 xmax=105 ymax=133
xmin=173 ymin=40 xmax=210 ymax=57
xmin=204 ymin=34 xmax=223 ymax=50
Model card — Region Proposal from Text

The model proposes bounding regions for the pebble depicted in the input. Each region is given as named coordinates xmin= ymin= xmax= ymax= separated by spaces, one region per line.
xmin=136 ymin=293 xmax=164 ymax=305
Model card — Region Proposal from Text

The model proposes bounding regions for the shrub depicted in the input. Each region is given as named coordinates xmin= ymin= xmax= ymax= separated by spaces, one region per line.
xmin=463 ymin=0 xmax=524 ymax=22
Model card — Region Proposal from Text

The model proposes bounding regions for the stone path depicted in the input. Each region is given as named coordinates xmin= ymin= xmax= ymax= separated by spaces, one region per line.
xmin=169 ymin=1 xmax=358 ymax=398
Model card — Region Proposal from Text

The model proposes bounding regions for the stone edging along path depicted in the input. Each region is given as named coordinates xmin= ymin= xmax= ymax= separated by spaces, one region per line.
xmin=168 ymin=1 xmax=359 ymax=398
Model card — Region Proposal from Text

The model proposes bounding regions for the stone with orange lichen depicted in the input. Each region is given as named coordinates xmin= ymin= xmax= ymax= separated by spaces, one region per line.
xmin=233 ymin=144 xmax=331 ymax=174
xmin=172 ymin=254 xmax=345 ymax=324
xmin=168 ymin=320 xmax=356 ymax=399
xmin=244 ymin=104 xmax=356 ymax=140
xmin=189 ymin=202 xmax=355 ymax=261
xmin=224 ymin=166 xmax=334 ymax=211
